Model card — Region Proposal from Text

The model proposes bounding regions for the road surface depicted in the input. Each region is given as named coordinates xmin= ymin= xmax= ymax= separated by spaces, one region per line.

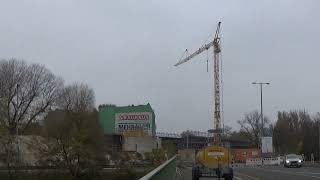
xmin=179 ymin=166 xmax=320 ymax=180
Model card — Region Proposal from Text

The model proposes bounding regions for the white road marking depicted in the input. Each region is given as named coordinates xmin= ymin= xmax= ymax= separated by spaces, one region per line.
xmin=236 ymin=172 xmax=261 ymax=180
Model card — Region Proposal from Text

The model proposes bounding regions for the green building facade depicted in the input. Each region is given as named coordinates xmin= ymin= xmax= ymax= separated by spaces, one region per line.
xmin=98 ymin=103 xmax=156 ymax=136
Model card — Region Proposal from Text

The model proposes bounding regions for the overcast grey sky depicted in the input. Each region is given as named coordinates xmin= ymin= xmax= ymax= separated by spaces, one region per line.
xmin=0 ymin=0 xmax=319 ymax=133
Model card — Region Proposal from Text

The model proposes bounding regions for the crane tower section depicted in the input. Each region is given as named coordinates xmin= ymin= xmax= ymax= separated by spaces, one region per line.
xmin=175 ymin=22 xmax=222 ymax=145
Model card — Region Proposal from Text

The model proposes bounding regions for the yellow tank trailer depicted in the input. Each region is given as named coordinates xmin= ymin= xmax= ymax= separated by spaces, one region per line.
xmin=192 ymin=146 xmax=233 ymax=180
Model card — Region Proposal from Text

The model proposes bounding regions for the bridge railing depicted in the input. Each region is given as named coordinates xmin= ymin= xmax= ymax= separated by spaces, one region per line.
xmin=139 ymin=155 xmax=177 ymax=180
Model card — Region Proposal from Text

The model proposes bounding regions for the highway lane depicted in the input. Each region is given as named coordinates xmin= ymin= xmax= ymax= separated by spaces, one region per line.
xmin=180 ymin=166 xmax=320 ymax=180
xmin=235 ymin=166 xmax=320 ymax=180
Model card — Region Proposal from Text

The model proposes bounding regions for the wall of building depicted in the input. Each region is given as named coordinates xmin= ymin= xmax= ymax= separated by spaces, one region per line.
xmin=177 ymin=136 xmax=211 ymax=150
xmin=99 ymin=105 xmax=116 ymax=134
xmin=178 ymin=149 xmax=196 ymax=163
xmin=122 ymin=136 xmax=161 ymax=158
xmin=175 ymin=135 xmax=251 ymax=150
xmin=104 ymin=134 xmax=122 ymax=154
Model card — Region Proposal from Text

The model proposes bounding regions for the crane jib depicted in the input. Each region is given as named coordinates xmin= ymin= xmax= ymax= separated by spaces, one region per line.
xmin=174 ymin=41 xmax=214 ymax=66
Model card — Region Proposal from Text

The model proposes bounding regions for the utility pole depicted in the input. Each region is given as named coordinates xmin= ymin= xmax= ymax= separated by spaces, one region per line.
xmin=252 ymin=82 xmax=269 ymax=139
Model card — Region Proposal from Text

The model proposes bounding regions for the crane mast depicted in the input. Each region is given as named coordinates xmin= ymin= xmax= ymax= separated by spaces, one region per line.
xmin=175 ymin=22 xmax=222 ymax=145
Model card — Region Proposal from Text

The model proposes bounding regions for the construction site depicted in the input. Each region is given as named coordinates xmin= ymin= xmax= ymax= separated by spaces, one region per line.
xmin=95 ymin=22 xmax=273 ymax=180
xmin=0 ymin=1 xmax=318 ymax=180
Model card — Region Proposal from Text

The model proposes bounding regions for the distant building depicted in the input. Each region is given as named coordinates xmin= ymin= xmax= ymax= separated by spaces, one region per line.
xmin=98 ymin=103 xmax=159 ymax=159
xmin=177 ymin=136 xmax=251 ymax=150
xmin=98 ymin=103 xmax=156 ymax=136
xmin=157 ymin=131 xmax=251 ymax=150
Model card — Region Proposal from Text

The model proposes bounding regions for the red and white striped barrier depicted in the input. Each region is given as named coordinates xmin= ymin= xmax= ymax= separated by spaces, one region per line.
xmin=245 ymin=157 xmax=281 ymax=166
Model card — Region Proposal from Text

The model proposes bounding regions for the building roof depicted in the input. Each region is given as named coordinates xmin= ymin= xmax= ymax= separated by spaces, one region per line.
xmin=98 ymin=103 xmax=154 ymax=113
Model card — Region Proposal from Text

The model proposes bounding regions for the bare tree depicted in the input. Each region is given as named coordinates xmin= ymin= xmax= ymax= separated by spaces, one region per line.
xmin=0 ymin=58 xmax=63 ymax=135
xmin=42 ymin=82 xmax=105 ymax=180
xmin=273 ymin=110 xmax=319 ymax=159
xmin=237 ymin=111 xmax=270 ymax=147
xmin=57 ymin=82 xmax=95 ymax=113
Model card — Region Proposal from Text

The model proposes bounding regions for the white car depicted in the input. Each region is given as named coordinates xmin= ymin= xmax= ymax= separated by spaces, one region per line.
xmin=284 ymin=154 xmax=302 ymax=168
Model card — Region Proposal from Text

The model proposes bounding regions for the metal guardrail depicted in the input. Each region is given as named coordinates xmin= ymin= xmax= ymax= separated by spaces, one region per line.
xmin=140 ymin=155 xmax=177 ymax=180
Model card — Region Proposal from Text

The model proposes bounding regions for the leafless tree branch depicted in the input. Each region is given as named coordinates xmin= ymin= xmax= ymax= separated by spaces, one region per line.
xmin=0 ymin=58 xmax=64 ymax=135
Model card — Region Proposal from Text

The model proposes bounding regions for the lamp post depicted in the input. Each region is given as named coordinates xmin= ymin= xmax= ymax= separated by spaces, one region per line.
xmin=318 ymin=120 xmax=320 ymax=162
xmin=252 ymin=82 xmax=270 ymax=139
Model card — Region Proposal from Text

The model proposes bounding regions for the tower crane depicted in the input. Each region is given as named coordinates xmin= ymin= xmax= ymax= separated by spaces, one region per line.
xmin=175 ymin=22 xmax=223 ymax=145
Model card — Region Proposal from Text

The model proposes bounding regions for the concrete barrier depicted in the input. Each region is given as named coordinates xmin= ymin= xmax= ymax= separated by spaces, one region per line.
xmin=246 ymin=158 xmax=262 ymax=166
xmin=263 ymin=157 xmax=281 ymax=166
xmin=139 ymin=155 xmax=177 ymax=180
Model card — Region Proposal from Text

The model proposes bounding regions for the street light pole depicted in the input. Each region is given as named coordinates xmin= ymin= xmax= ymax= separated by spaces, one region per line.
xmin=318 ymin=122 xmax=320 ymax=162
xmin=260 ymin=83 xmax=264 ymax=137
xmin=252 ymin=82 xmax=270 ymax=138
